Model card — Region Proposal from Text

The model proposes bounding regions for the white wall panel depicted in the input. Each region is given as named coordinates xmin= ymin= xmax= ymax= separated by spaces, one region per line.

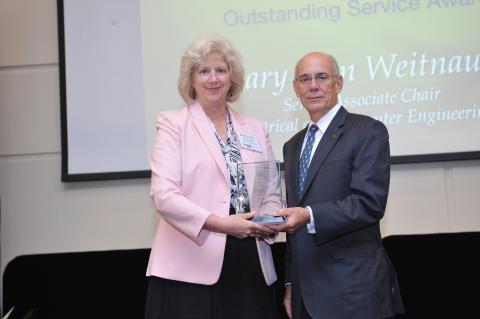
xmin=381 ymin=162 xmax=450 ymax=237
xmin=0 ymin=154 xmax=157 ymax=273
xmin=0 ymin=66 xmax=60 ymax=155
xmin=448 ymin=160 xmax=480 ymax=232
xmin=0 ymin=0 xmax=58 ymax=66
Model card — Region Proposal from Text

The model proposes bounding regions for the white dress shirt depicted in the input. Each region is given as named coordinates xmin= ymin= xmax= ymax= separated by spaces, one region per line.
xmin=300 ymin=103 xmax=342 ymax=233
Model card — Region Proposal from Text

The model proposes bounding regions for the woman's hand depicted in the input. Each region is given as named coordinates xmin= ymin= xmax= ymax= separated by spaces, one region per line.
xmin=204 ymin=212 xmax=275 ymax=239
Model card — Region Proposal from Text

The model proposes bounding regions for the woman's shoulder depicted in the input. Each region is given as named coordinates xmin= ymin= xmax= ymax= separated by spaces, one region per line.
xmin=230 ymin=108 xmax=264 ymax=129
xmin=156 ymin=106 xmax=189 ymax=123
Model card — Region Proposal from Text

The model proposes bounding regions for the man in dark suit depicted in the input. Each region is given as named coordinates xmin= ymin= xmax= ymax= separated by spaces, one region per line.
xmin=269 ymin=52 xmax=405 ymax=319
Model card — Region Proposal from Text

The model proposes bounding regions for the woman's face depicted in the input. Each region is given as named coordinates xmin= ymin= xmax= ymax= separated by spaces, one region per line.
xmin=191 ymin=53 xmax=232 ymax=109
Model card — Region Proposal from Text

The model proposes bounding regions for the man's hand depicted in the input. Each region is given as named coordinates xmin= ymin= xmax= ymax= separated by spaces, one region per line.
xmin=267 ymin=207 xmax=311 ymax=234
xmin=284 ymin=285 xmax=292 ymax=318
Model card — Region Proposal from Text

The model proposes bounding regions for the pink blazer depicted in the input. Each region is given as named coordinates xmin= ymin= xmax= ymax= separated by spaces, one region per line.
xmin=146 ymin=102 xmax=278 ymax=286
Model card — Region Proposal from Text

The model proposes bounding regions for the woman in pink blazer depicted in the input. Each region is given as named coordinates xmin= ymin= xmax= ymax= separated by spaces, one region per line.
xmin=144 ymin=35 xmax=279 ymax=319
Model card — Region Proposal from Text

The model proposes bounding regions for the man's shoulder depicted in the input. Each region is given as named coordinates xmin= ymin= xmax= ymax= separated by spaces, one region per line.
xmin=344 ymin=110 xmax=387 ymax=131
xmin=285 ymin=128 xmax=306 ymax=146
xmin=345 ymin=109 xmax=374 ymax=122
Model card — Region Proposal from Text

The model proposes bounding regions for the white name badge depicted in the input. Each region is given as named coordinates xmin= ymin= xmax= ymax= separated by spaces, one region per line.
xmin=237 ymin=132 xmax=262 ymax=152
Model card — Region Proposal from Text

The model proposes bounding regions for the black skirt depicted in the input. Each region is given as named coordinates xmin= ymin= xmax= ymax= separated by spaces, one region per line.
xmin=144 ymin=235 xmax=278 ymax=319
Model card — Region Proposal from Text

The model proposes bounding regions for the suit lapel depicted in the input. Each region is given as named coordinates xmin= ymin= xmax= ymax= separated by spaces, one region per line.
xmin=189 ymin=102 xmax=228 ymax=182
xmin=300 ymin=107 xmax=347 ymax=201
xmin=289 ymin=127 xmax=307 ymax=205
xmin=229 ymin=108 xmax=256 ymax=203
xmin=229 ymin=107 xmax=252 ymax=162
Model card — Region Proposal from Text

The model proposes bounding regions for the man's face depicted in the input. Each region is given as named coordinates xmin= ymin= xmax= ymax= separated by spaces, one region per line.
xmin=293 ymin=53 xmax=343 ymax=122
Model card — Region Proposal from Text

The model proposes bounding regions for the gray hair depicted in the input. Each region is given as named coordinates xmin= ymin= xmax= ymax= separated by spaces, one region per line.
xmin=294 ymin=52 xmax=340 ymax=78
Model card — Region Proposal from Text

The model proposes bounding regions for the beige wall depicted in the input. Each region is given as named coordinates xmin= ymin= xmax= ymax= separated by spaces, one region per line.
xmin=0 ymin=0 xmax=159 ymax=276
xmin=1 ymin=0 xmax=480 ymax=280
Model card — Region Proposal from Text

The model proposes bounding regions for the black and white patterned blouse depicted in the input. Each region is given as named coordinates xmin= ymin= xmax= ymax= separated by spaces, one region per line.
xmin=211 ymin=110 xmax=250 ymax=214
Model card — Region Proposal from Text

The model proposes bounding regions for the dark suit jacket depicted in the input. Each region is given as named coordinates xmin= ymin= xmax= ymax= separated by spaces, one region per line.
xmin=283 ymin=107 xmax=404 ymax=319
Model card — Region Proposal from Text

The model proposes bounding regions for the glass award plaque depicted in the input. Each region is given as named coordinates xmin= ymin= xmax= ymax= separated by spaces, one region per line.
xmin=236 ymin=160 xmax=285 ymax=221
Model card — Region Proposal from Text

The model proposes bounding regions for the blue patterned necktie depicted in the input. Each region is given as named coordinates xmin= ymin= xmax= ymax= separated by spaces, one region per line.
xmin=298 ymin=124 xmax=319 ymax=197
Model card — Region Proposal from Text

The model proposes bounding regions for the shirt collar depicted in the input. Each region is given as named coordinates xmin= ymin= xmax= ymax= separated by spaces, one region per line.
xmin=309 ymin=103 xmax=341 ymax=134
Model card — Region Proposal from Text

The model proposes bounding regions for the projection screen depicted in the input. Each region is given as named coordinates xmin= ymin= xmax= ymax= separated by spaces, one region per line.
xmin=58 ymin=0 xmax=480 ymax=181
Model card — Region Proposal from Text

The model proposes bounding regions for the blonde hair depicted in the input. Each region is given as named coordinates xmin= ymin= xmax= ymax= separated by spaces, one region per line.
xmin=178 ymin=35 xmax=245 ymax=104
